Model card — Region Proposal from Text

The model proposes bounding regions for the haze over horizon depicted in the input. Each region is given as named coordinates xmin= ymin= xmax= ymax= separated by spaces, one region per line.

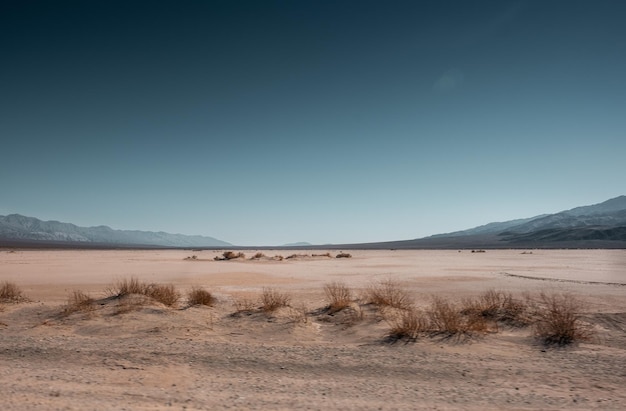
xmin=2 ymin=1 xmax=625 ymax=246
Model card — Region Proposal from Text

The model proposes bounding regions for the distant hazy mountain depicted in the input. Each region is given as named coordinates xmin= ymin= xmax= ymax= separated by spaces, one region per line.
xmin=434 ymin=196 xmax=626 ymax=241
xmin=0 ymin=214 xmax=231 ymax=248
xmin=336 ymin=195 xmax=626 ymax=249
xmin=429 ymin=215 xmax=548 ymax=238
xmin=282 ymin=242 xmax=312 ymax=247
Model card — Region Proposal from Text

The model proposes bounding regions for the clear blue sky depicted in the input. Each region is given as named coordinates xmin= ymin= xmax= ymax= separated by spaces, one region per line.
xmin=1 ymin=0 xmax=625 ymax=246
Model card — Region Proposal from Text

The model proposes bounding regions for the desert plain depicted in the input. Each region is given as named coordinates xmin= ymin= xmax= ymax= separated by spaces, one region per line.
xmin=1 ymin=248 xmax=625 ymax=410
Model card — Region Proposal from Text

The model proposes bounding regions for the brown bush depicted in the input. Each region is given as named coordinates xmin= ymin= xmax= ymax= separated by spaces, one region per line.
xmin=107 ymin=278 xmax=179 ymax=307
xmin=145 ymin=283 xmax=180 ymax=307
xmin=323 ymin=282 xmax=353 ymax=313
xmin=260 ymin=288 xmax=291 ymax=312
xmin=335 ymin=252 xmax=352 ymax=258
xmin=366 ymin=280 xmax=412 ymax=310
xmin=62 ymin=290 xmax=95 ymax=315
xmin=427 ymin=297 xmax=489 ymax=337
xmin=0 ymin=281 xmax=27 ymax=303
xmin=250 ymin=252 xmax=266 ymax=260
xmin=107 ymin=277 xmax=146 ymax=297
xmin=533 ymin=292 xmax=593 ymax=346
xmin=461 ymin=289 xmax=531 ymax=328
xmin=387 ymin=308 xmax=429 ymax=341
xmin=233 ymin=297 xmax=257 ymax=314
xmin=187 ymin=287 xmax=215 ymax=306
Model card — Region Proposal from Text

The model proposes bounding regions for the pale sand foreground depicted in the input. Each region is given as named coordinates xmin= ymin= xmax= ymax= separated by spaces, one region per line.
xmin=1 ymin=249 xmax=625 ymax=410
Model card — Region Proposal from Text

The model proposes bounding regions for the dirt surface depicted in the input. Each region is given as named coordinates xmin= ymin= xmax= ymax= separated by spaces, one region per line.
xmin=1 ymin=249 xmax=625 ymax=410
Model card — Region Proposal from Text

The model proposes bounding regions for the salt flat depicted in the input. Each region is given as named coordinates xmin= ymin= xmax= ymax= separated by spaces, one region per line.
xmin=1 ymin=249 xmax=625 ymax=410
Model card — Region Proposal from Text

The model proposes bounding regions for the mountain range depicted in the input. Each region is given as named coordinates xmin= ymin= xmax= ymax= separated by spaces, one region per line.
xmin=1 ymin=195 xmax=625 ymax=249
xmin=348 ymin=195 xmax=626 ymax=249
xmin=0 ymin=214 xmax=231 ymax=248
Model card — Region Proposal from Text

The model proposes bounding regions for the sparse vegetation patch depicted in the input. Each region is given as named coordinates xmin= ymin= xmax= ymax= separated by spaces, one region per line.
xmin=366 ymin=280 xmax=412 ymax=310
xmin=107 ymin=277 xmax=146 ymax=297
xmin=427 ymin=296 xmax=489 ymax=337
xmin=260 ymin=288 xmax=291 ymax=312
xmin=214 ymin=251 xmax=245 ymax=261
xmin=460 ymin=289 xmax=532 ymax=329
xmin=324 ymin=282 xmax=353 ymax=313
xmin=144 ymin=283 xmax=180 ymax=307
xmin=533 ymin=292 xmax=593 ymax=346
xmin=62 ymin=290 xmax=95 ymax=316
xmin=0 ymin=281 xmax=27 ymax=303
xmin=187 ymin=287 xmax=215 ymax=306
xmin=387 ymin=308 xmax=429 ymax=341
xmin=106 ymin=277 xmax=179 ymax=307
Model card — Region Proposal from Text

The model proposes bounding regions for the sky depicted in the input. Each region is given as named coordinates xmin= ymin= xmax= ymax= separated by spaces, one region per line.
xmin=1 ymin=0 xmax=625 ymax=246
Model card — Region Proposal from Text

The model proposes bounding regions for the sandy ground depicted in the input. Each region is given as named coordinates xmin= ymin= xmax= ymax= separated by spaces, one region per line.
xmin=1 ymin=249 xmax=625 ymax=410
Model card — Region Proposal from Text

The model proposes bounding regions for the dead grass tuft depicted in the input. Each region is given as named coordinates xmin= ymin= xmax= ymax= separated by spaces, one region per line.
xmin=323 ymin=282 xmax=353 ymax=313
xmin=335 ymin=252 xmax=352 ymax=258
xmin=431 ymin=296 xmax=490 ymax=336
xmin=106 ymin=277 xmax=179 ymax=307
xmin=533 ymin=292 xmax=593 ymax=346
xmin=187 ymin=287 xmax=215 ymax=306
xmin=251 ymin=252 xmax=266 ymax=260
xmin=0 ymin=281 xmax=27 ymax=303
xmin=366 ymin=280 xmax=412 ymax=310
xmin=387 ymin=308 xmax=429 ymax=341
xmin=145 ymin=283 xmax=180 ymax=307
xmin=461 ymin=289 xmax=532 ymax=329
xmin=260 ymin=288 xmax=291 ymax=312
xmin=107 ymin=277 xmax=146 ymax=297
xmin=387 ymin=296 xmax=490 ymax=341
xmin=233 ymin=297 xmax=257 ymax=315
xmin=62 ymin=290 xmax=95 ymax=316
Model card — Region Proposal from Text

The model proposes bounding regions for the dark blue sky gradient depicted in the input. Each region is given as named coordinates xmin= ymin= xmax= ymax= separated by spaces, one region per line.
xmin=2 ymin=1 xmax=625 ymax=245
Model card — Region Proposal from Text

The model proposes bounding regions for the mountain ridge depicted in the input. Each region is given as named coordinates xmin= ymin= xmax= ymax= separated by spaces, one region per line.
xmin=329 ymin=195 xmax=626 ymax=249
xmin=2 ymin=195 xmax=625 ymax=249
xmin=0 ymin=214 xmax=231 ymax=248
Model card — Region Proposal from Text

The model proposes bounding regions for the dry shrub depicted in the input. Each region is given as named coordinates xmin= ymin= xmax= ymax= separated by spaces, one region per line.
xmin=427 ymin=297 xmax=489 ymax=337
xmin=251 ymin=252 xmax=266 ymax=260
xmin=145 ymin=283 xmax=180 ymax=307
xmin=187 ymin=287 xmax=215 ymax=306
xmin=366 ymin=280 xmax=412 ymax=310
xmin=108 ymin=277 xmax=146 ymax=297
xmin=336 ymin=252 xmax=352 ymax=258
xmin=533 ymin=292 xmax=593 ymax=346
xmin=0 ymin=281 xmax=27 ymax=303
xmin=107 ymin=277 xmax=179 ymax=307
xmin=388 ymin=308 xmax=429 ymax=341
xmin=312 ymin=253 xmax=331 ymax=257
xmin=62 ymin=290 xmax=95 ymax=315
xmin=273 ymin=255 xmax=284 ymax=261
xmin=233 ymin=297 xmax=257 ymax=314
xmin=461 ymin=289 xmax=531 ymax=328
xmin=323 ymin=282 xmax=353 ymax=313
xmin=260 ymin=288 xmax=291 ymax=312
